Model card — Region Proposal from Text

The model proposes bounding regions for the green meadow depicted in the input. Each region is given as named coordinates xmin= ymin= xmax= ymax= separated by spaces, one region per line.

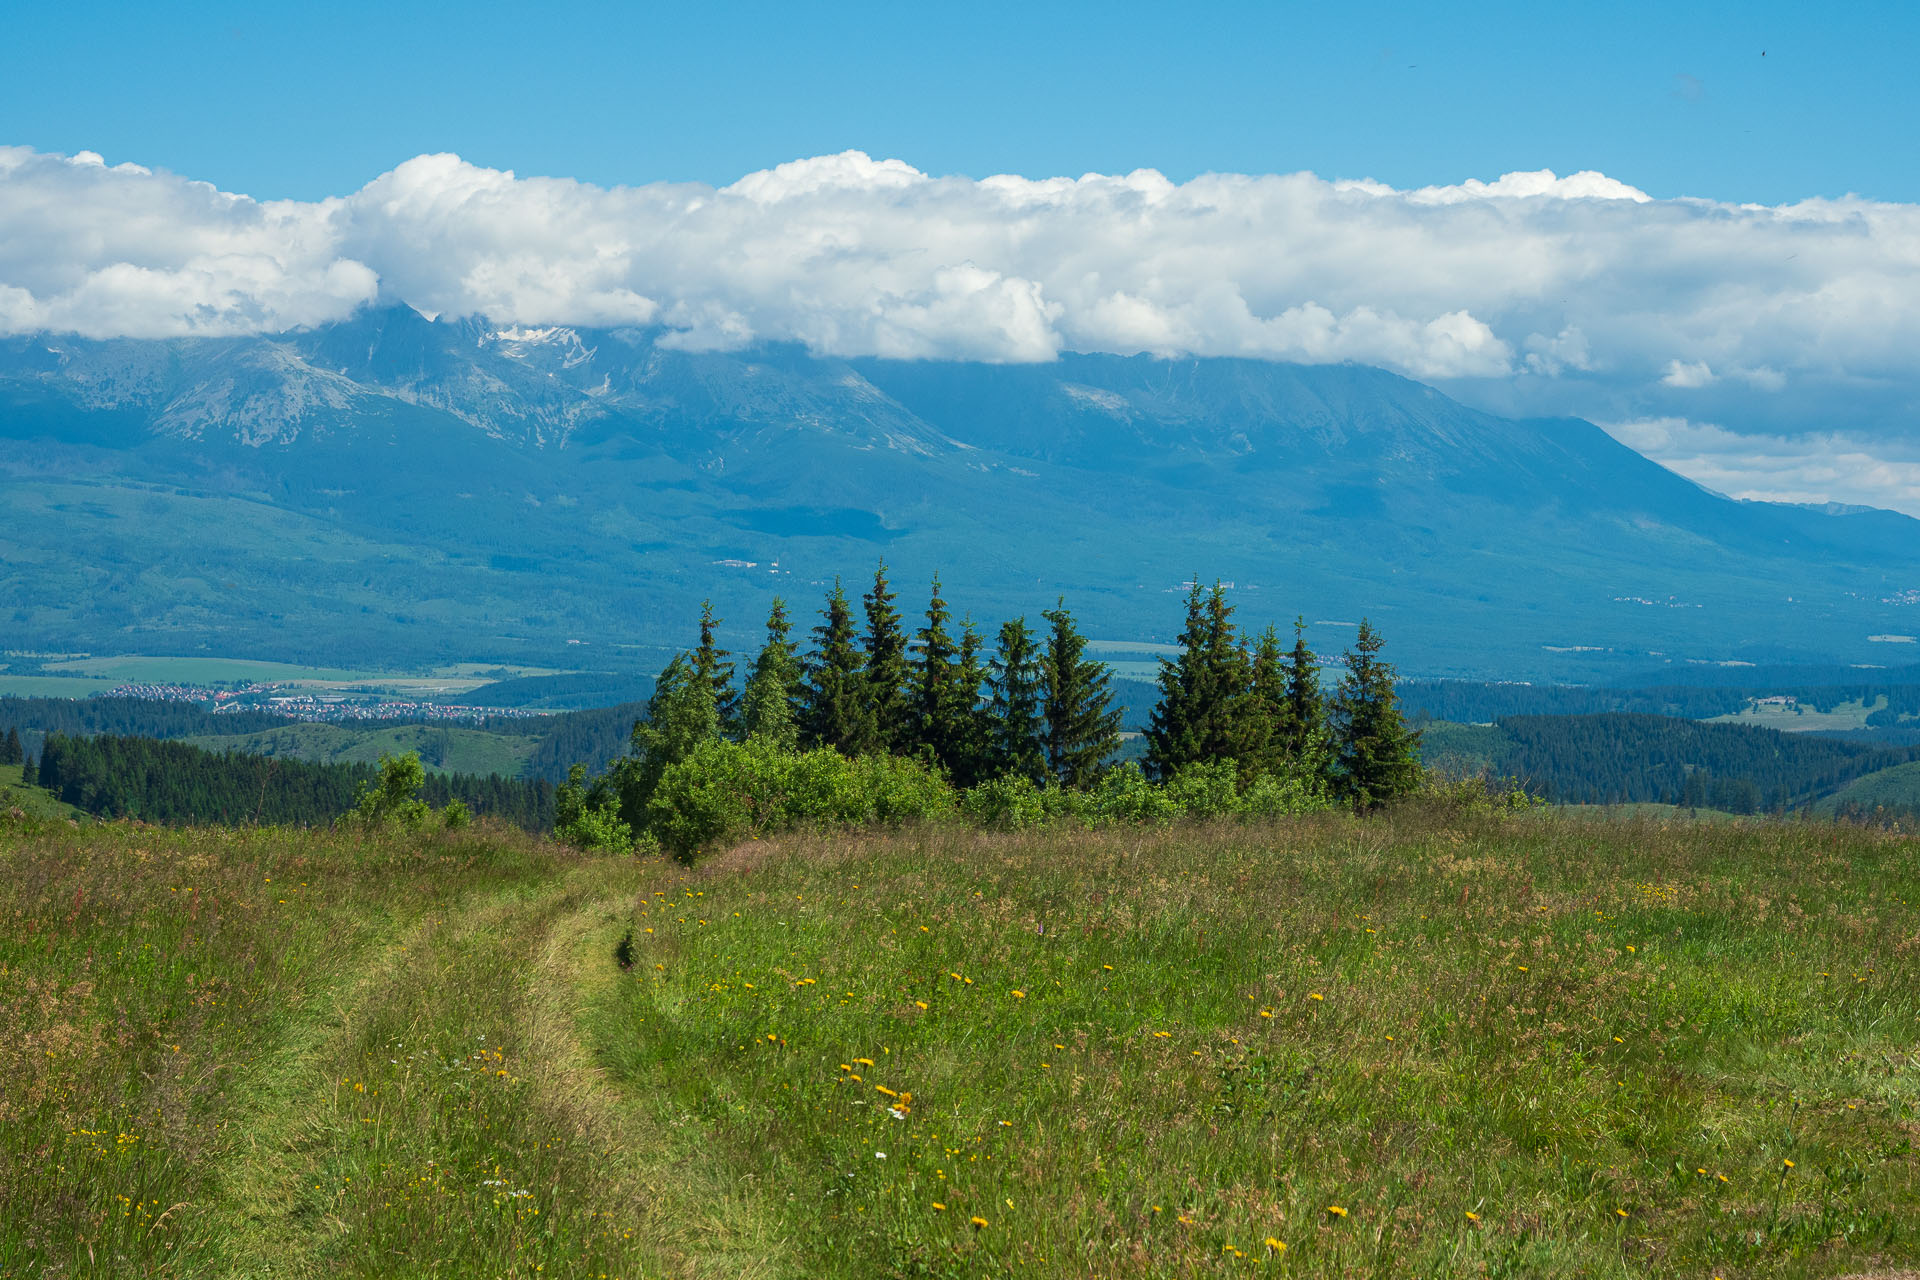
xmin=2 ymin=808 xmax=1916 ymax=1278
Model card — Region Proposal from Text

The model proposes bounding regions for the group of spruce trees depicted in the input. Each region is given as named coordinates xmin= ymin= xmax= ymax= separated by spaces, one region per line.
xmin=1144 ymin=581 xmax=1422 ymax=808
xmin=669 ymin=563 xmax=1122 ymax=790
xmin=662 ymin=564 xmax=1422 ymax=808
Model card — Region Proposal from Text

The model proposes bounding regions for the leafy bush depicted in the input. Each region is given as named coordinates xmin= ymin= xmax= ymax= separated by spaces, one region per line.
xmin=643 ymin=740 xmax=958 ymax=861
xmin=961 ymin=774 xmax=1051 ymax=831
xmin=1086 ymin=763 xmax=1177 ymax=825
xmin=849 ymin=752 xmax=956 ymax=826
xmin=554 ymin=763 xmax=635 ymax=853
xmin=1163 ymin=759 xmax=1246 ymax=819
xmin=352 ymin=751 xmax=433 ymax=833
xmin=1417 ymin=768 xmax=1544 ymax=815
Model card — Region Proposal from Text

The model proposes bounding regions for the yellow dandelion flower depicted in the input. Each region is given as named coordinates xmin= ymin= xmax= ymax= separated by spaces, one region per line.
xmin=876 ymin=1085 xmax=898 ymax=1097
xmin=1265 ymin=1237 xmax=1286 ymax=1253
xmin=856 ymin=1058 xmax=874 ymax=1066
xmin=1011 ymin=990 xmax=1025 ymax=998
xmin=1326 ymin=1205 xmax=1347 ymax=1218
xmin=1782 ymin=1158 xmax=1794 ymax=1170
xmin=1259 ymin=1009 xmax=1274 ymax=1018
xmin=1309 ymin=993 xmax=1324 ymax=1001
xmin=915 ymin=1001 xmax=928 ymax=1010
xmin=931 ymin=1202 xmax=946 ymax=1211
xmin=1615 ymin=1208 xmax=1628 ymax=1219
xmin=1465 ymin=1210 xmax=1480 ymax=1222
xmin=970 ymin=1216 xmax=988 ymax=1229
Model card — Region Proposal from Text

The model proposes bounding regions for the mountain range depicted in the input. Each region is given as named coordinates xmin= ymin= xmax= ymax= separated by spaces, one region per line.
xmin=4 ymin=304 xmax=1919 ymax=680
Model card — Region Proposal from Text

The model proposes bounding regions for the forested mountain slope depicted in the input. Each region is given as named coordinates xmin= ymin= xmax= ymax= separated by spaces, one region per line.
xmin=6 ymin=309 xmax=1920 ymax=678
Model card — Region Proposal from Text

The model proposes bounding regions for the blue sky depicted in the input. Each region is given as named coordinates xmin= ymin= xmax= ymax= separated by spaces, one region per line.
xmin=3 ymin=0 xmax=1913 ymax=205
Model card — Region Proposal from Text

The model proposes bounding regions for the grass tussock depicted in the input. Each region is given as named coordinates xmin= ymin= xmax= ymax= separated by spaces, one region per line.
xmin=1 ymin=806 xmax=1916 ymax=1278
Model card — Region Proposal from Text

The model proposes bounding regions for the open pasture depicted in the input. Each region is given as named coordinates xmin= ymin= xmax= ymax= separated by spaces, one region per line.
xmin=1 ymin=809 xmax=1915 ymax=1278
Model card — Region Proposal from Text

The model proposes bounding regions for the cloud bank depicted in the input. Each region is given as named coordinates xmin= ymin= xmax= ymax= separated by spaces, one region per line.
xmin=7 ymin=144 xmax=1920 ymax=510
xmin=7 ymin=145 xmax=1919 ymax=381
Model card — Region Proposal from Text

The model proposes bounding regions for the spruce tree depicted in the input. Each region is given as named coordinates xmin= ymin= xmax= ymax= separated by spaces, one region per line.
xmin=1 ymin=726 xmax=19 ymax=767
xmin=742 ymin=597 xmax=804 ymax=749
xmin=987 ymin=616 xmax=1047 ymax=784
xmin=1042 ymin=601 xmax=1122 ymax=788
xmin=802 ymin=579 xmax=879 ymax=754
xmin=908 ymin=574 xmax=969 ymax=776
xmin=862 ymin=560 xmax=911 ymax=751
xmin=1246 ymin=625 xmax=1288 ymax=778
xmin=1329 ymin=619 xmax=1423 ymax=810
xmin=1279 ymin=617 xmax=1324 ymax=759
xmin=1144 ymin=580 xmax=1255 ymax=779
xmin=22 ymin=749 xmax=37 ymax=788
xmin=693 ymin=599 xmax=740 ymax=733
xmin=1144 ymin=582 xmax=1209 ymax=780
xmin=950 ymin=617 xmax=994 ymax=788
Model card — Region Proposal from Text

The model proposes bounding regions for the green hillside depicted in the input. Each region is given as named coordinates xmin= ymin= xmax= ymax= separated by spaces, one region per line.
xmin=1819 ymin=759 xmax=1920 ymax=817
xmin=0 ymin=761 xmax=84 ymax=823
xmin=178 ymin=723 xmax=540 ymax=778
xmin=4 ymin=811 xmax=1915 ymax=1277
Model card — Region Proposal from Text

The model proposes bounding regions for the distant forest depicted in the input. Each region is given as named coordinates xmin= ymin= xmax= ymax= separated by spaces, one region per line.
xmin=25 ymin=733 xmax=554 ymax=829
xmin=1398 ymin=678 xmax=1920 ymax=727
xmin=1437 ymin=713 xmax=1920 ymax=812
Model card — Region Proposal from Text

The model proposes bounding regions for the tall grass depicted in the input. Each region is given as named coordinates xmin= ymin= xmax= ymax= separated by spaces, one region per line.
xmin=1 ymin=806 xmax=1915 ymax=1277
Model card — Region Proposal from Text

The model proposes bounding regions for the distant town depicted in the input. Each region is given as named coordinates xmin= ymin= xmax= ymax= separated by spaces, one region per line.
xmin=102 ymin=682 xmax=549 ymax=723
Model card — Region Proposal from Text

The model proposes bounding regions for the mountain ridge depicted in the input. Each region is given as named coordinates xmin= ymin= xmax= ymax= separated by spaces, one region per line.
xmin=4 ymin=305 xmax=1918 ymax=680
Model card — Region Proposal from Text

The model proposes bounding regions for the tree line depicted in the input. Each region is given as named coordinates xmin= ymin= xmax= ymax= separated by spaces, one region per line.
xmin=1488 ymin=713 xmax=1917 ymax=812
xmin=24 ymin=732 xmax=555 ymax=829
xmin=558 ymin=565 xmax=1423 ymax=857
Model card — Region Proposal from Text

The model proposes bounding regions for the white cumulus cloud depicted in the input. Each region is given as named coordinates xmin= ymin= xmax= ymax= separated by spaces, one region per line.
xmin=5 ymin=144 xmax=1920 ymax=412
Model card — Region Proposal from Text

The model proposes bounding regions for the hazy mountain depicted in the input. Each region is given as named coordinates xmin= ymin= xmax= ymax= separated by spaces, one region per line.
xmin=4 ymin=305 xmax=1918 ymax=680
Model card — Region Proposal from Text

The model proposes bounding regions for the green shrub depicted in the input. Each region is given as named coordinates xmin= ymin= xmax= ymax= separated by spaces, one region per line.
xmin=1417 ymin=768 xmax=1543 ymax=814
xmin=1087 ymin=763 xmax=1177 ymax=825
xmin=850 ymin=753 xmax=956 ymax=826
xmin=1242 ymin=768 xmax=1333 ymax=816
xmin=1163 ymin=758 xmax=1246 ymax=819
xmin=961 ymin=773 xmax=1051 ymax=830
xmin=554 ymin=763 xmax=635 ymax=853
xmin=352 ymin=751 xmax=433 ymax=833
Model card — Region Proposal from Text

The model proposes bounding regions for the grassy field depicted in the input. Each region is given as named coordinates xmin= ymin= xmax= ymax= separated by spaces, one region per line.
xmin=2 ymin=808 xmax=1916 ymax=1278
xmin=0 ymin=674 xmax=124 ymax=699
xmin=178 ymin=724 xmax=542 ymax=778
xmin=1706 ymin=700 xmax=1885 ymax=735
